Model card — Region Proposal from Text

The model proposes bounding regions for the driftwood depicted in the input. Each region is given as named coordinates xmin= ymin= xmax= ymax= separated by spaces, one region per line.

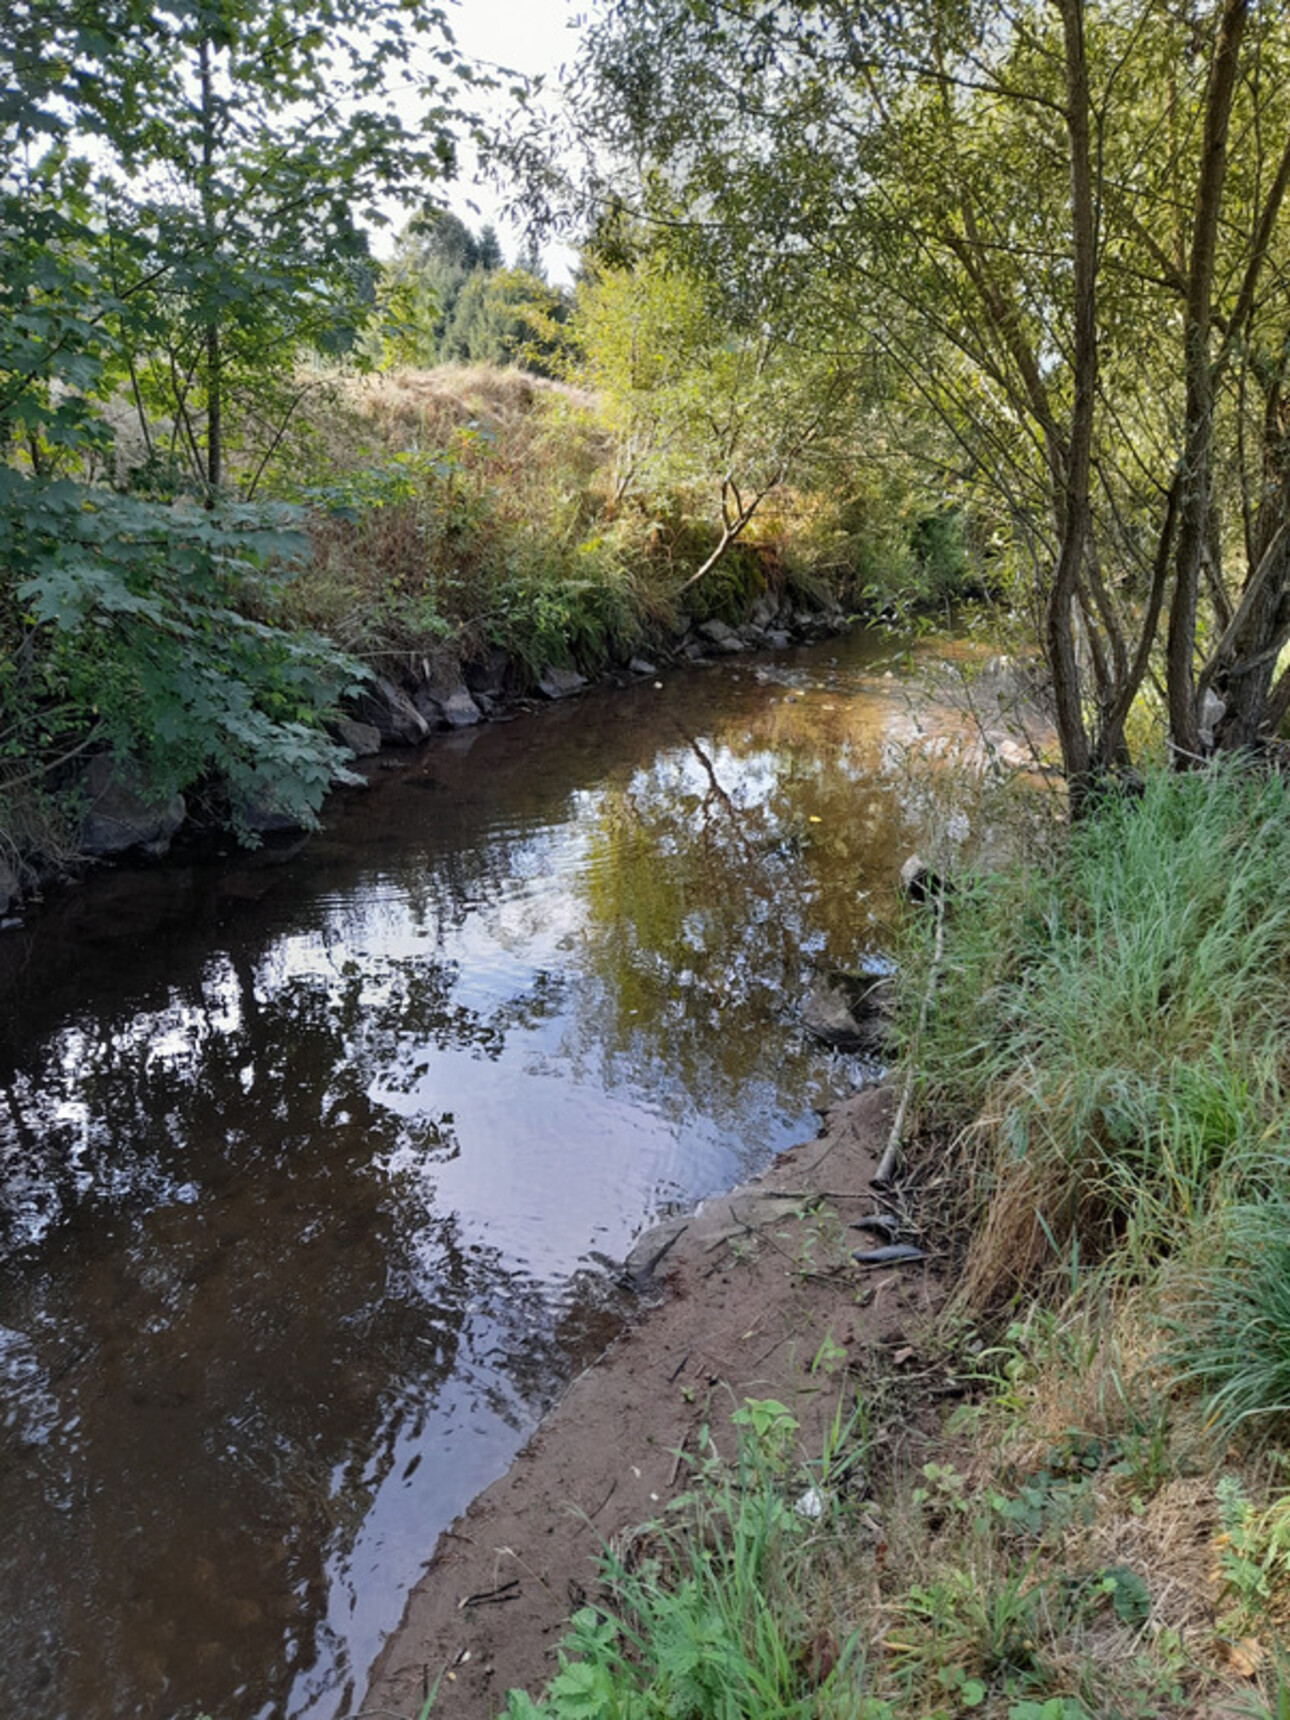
xmin=851 ymin=1243 xmax=928 ymax=1267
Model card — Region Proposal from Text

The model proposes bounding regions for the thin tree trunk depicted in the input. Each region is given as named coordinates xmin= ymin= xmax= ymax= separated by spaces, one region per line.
xmin=1165 ymin=0 xmax=1248 ymax=761
xmin=1050 ymin=0 xmax=1097 ymax=808
xmin=199 ymin=32 xmax=222 ymax=496
xmin=1214 ymin=372 xmax=1290 ymax=748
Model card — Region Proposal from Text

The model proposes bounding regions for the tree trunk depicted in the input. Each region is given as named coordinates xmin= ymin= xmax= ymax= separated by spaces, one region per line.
xmin=1165 ymin=0 xmax=1248 ymax=762
xmin=1215 ymin=370 xmax=1290 ymax=748
xmin=1050 ymin=0 xmax=1097 ymax=810
xmin=199 ymin=32 xmax=222 ymax=496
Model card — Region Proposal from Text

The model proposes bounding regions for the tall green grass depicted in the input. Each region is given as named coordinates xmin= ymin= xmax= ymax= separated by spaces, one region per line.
xmin=1167 ymin=1183 xmax=1290 ymax=1437
xmin=905 ymin=761 xmax=1290 ymax=1303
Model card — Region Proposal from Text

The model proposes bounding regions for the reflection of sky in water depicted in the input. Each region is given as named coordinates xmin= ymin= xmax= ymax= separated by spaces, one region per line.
xmin=0 ymin=627 xmax=1015 ymax=1720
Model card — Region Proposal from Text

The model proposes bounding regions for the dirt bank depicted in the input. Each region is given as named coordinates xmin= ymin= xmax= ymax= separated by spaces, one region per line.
xmin=356 ymin=1086 xmax=939 ymax=1720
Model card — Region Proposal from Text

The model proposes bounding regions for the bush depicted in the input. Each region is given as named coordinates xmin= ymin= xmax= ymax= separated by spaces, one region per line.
xmin=0 ymin=475 xmax=358 ymax=855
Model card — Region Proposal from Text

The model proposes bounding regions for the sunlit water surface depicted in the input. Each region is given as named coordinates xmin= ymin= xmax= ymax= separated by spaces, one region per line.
xmin=0 ymin=629 xmax=1000 ymax=1719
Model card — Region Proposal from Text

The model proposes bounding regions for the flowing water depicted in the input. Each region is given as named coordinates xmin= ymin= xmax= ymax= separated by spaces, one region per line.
xmin=0 ymin=627 xmax=1005 ymax=1720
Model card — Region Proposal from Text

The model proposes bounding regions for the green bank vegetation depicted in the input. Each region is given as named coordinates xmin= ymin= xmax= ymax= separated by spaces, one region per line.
xmin=10 ymin=1 xmax=1290 ymax=885
xmin=497 ymin=763 xmax=1290 ymax=1720
xmin=288 ymin=361 xmax=941 ymax=676
xmin=0 ymin=0 xmax=957 ymax=889
xmin=478 ymin=4 xmax=1290 ymax=1702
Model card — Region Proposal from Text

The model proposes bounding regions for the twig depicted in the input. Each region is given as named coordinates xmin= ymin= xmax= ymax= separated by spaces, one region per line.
xmin=668 ymin=1430 xmax=690 ymax=1487
xmin=874 ymin=891 xmax=947 ymax=1187
xmin=459 ymin=1579 xmax=520 ymax=1610
xmin=586 ymin=1477 xmax=618 ymax=1519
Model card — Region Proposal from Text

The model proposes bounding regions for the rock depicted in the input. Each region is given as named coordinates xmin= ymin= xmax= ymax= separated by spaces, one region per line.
xmin=353 ymin=675 xmax=430 ymax=746
xmin=464 ymin=647 xmax=511 ymax=699
xmin=443 ymin=688 xmax=484 ymax=727
xmin=622 ymin=1214 xmax=691 ymax=1284
xmin=79 ymin=754 xmax=186 ymax=857
xmin=410 ymin=689 xmax=446 ymax=730
xmin=680 ymin=640 xmax=710 ymax=662
xmin=0 ymin=857 xmax=19 ymax=917
xmin=697 ymin=618 xmax=746 ymax=653
xmin=767 ymin=629 xmax=793 ymax=650
xmin=900 ymin=853 xmax=952 ymax=904
xmin=333 ymin=717 xmax=383 ymax=758
xmin=628 ymin=657 xmax=658 ymax=677
xmin=233 ymin=790 xmax=309 ymax=836
xmin=751 ymin=593 xmax=779 ymax=630
xmin=417 ymin=685 xmax=483 ymax=728
xmin=413 ymin=655 xmax=486 ymax=727
xmin=536 ymin=666 xmax=588 ymax=700
xmin=801 ymin=970 xmax=893 ymax=1054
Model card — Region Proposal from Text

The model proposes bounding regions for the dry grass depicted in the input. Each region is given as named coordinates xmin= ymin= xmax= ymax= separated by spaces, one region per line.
xmin=848 ymin=1298 xmax=1281 ymax=1717
xmin=347 ymin=364 xmax=601 ymax=446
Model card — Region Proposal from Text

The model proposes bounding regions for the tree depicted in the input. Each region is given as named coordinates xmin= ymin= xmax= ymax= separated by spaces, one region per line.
xmin=0 ymin=0 xmax=469 ymax=853
xmin=97 ymin=0 xmax=468 ymax=496
xmin=374 ymin=212 xmax=516 ymax=370
xmin=529 ymin=0 xmax=1290 ymax=801
xmin=441 ymin=267 xmax=573 ymax=375
xmin=574 ymin=249 xmax=863 ymax=587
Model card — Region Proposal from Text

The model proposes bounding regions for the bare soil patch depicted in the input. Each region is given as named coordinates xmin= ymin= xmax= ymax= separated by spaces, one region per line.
xmin=358 ymin=1086 xmax=939 ymax=1720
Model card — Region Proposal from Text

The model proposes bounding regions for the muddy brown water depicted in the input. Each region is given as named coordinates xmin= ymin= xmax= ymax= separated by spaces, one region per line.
xmin=0 ymin=629 xmax=995 ymax=1720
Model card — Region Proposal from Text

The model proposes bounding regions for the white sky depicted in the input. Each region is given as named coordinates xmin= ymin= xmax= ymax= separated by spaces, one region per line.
xmin=438 ymin=0 xmax=586 ymax=281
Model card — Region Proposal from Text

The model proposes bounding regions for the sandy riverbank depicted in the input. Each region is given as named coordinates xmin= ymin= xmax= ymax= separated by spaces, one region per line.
xmin=357 ymin=1085 xmax=939 ymax=1720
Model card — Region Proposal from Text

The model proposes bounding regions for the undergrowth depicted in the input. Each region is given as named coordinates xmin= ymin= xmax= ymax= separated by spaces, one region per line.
xmin=282 ymin=366 xmax=931 ymax=676
xmin=499 ymin=1395 xmax=876 ymax=1720
xmin=501 ymin=760 xmax=1290 ymax=1720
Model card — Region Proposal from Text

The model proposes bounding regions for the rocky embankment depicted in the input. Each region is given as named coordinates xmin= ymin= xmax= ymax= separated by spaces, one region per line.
xmin=0 ymin=593 xmax=852 ymax=923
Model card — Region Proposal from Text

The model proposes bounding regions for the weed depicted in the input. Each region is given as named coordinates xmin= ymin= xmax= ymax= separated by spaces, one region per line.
xmin=904 ymin=761 xmax=1290 ymax=1305
xmin=1212 ymin=1476 xmax=1290 ymax=1637
xmin=498 ymin=1400 xmax=877 ymax=1719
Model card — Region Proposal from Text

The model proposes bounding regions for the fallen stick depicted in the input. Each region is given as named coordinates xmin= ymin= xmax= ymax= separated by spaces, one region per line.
xmin=459 ymin=1579 xmax=521 ymax=1610
xmin=873 ymin=890 xmax=946 ymax=1187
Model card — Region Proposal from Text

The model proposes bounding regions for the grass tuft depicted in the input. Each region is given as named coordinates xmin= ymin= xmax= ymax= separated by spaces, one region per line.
xmin=499 ymin=1398 xmax=879 ymax=1719
xmin=1166 ymin=1185 xmax=1290 ymax=1438
xmin=904 ymin=760 xmax=1290 ymax=1305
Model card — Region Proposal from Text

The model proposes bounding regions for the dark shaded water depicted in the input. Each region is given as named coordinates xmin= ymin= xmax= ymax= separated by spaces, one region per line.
xmin=0 ymin=630 xmax=976 ymax=1720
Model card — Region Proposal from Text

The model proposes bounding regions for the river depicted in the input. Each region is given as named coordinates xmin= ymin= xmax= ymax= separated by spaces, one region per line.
xmin=0 ymin=626 xmax=1007 ymax=1720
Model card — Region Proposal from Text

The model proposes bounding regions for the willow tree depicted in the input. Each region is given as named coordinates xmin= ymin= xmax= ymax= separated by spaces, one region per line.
xmin=525 ymin=0 xmax=1290 ymax=802
xmin=574 ymin=254 xmax=863 ymax=584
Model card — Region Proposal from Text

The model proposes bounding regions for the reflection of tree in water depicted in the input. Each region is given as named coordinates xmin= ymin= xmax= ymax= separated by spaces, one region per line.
xmin=569 ymin=723 xmax=913 ymax=1128
xmin=0 ymin=918 xmax=572 ymax=1720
